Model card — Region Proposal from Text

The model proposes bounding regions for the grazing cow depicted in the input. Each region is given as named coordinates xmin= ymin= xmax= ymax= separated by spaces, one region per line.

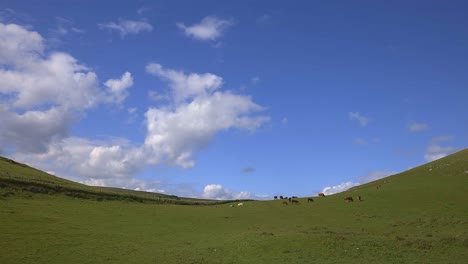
xmin=318 ymin=193 xmax=326 ymax=197
xmin=357 ymin=195 xmax=362 ymax=202
xmin=274 ymin=196 xmax=278 ymax=200
xmin=376 ymin=184 xmax=382 ymax=190
xmin=282 ymin=201 xmax=288 ymax=205
xmin=237 ymin=203 xmax=244 ymax=207
xmin=288 ymin=197 xmax=292 ymax=202
xmin=292 ymin=199 xmax=299 ymax=204
xmin=344 ymin=196 xmax=353 ymax=202
xmin=307 ymin=198 xmax=314 ymax=203
xmin=229 ymin=204 xmax=234 ymax=207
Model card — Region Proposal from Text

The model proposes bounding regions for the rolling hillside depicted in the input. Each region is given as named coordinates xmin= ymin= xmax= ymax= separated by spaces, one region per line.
xmin=0 ymin=156 xmax=244 ymax=205
xmin=1 ymin=150 xmax=467 ymax=264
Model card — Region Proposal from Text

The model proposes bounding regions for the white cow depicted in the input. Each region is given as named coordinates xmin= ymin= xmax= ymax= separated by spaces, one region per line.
xmin=237 ymin=202 xmax=244 ymax=207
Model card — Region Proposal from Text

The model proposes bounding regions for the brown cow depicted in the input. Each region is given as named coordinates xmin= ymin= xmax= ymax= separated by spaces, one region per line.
xmin=344 ymin=196 xmax=354 ymax=202
xmin=376 ymin=184 xmax=382 ymax=190
xmin=282 ymin=201 xmax=288 ymax=205
xmin=291 ymin=200 xmax=299 ymax=204
xmin=307 ymin=198 xmax=314 ymax=203
xmin=318 ymin=193 xmax=326 ymax=197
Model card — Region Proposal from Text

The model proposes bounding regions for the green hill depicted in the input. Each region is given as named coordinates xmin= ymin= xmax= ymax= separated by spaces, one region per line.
xmin=1 ymin=150 xmax=467 ymax=264
xmin=0 ymin=156 xmax=245 ymax=205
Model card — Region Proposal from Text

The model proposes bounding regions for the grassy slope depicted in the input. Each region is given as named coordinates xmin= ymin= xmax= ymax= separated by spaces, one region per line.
xmin=0 ymin=157 xmax=241 ymax=205
xmin=1 ymin=150 xmax=467 ymax=263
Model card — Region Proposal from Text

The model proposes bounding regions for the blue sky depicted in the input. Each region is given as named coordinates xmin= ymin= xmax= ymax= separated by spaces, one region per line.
xmin=1 ymin=1 xmax=467 ymax=199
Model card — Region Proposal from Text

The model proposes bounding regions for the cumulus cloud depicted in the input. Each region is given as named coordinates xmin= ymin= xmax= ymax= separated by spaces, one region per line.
xmin=0 ymin=23 xmax=44 ymax=65
xmin=146 ymin=63 xmax=223 ymax=102
xmin=99 ymin=19 xmax=153 ymax=37
xmin=0 ymin=106 xmax=72 ymax=153
xmin=0 ymin=23 xmax=132 ymax=153
xmin=13 ymin=137 xmax=146 ymax=179
xmin=202 ymin=184 xmax=256 ymax=200
xmin=349 ymin=112 xmax=369 ymax=127
xmin=104 ymin=71 xmax=133 ymax=104
xmin=408 ymin=122 xmax=428 ymax=132
xmin=144 ymin=63 xmax=269 ymax=168
xmin=322 ymin=182 xmax=360 ymax=195
xmin=144 ymin=91 xmax=269 ymax=168
xmin=1 ymin=23 xmax=269 ymax=199
xmin=176 ymin=16 xmax=233 ymax=41
xmin=424 ymin=136 xmax=457 ymax=162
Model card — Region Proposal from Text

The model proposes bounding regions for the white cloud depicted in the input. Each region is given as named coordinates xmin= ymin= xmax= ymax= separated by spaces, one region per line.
xmin=176 ymin=16 xmax=233 ymax=41
xmin=0 ymin=106 xmax=72 ymax=153
xmin=1 ymin=23 xmax=269 ymax=199
xmin=144 ymin=91 xmax=269 ymax=168
xmin=99 ymin=19 xmax=153 ymax=37
xmin=0 ymin=23 xmax=133 ymax=153
xmin=80 ymin=177 xmax=162 ymax=193
xmin=202 ymin=184 xmax=258 ymax=200
xmin=0 ymin=23 xmax=44 ymax=65
xmin=146 ymin=63 xmax=223 ymax=102
xmin=14 ymin=137 xmax=147 ymax=179
xmin=357 ymin=170 xmax=394 ymax=183
xmin=424 ymin=136 xmax=457 ymax=162
xmin=349 ymin=112 xmax=369 ymax=127
xmin=322 ymin=182 xmax=360 ymax=195
xmin=322 ymin=170 xmax=394 ymax=195
xmin=144 ymin=63 xmax=269 ymax=168
xmin=104 ymin=71 xmax=133 ymax=104
xmin=408 ymin=122 xmax=428 ymax=132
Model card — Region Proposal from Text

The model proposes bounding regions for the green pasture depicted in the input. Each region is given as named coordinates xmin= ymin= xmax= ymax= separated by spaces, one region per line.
xmin=1 ymin=150 xmax=467 ymax=263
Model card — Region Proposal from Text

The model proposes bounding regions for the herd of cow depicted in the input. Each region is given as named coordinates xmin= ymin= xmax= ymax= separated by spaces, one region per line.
xmin=230 ymin=183 xmax=384 ymax=207
xmin=274 ymin=190 xmax=369 ymax=205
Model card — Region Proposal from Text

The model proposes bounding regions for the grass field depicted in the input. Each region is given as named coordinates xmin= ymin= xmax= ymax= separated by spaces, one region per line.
xmin=1 ymin=150 xmax=468 ymax=263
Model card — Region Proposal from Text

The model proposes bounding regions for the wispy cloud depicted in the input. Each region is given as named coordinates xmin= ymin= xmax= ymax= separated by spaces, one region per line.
xmin=322 ymin=170 xmax=394 ymax=195
xmin=349 ymin=112 xmax=369 ymax=127
xmin=176 ymin=16 xmax=233 ymax=41
xmin=354 ymin=138 xmax=366 ymax=145
xmin=408 ymin=122 xmax=428 ymax=132
xmin=137 ymin=7 xmax=151 ymax=15
xmin=424 ymin=136 xmax=457 ymax=161
xmin=99 ymin=19 xmax=153 ymax=37
xmin=256 ymin=14 xmax=272 ymax=26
